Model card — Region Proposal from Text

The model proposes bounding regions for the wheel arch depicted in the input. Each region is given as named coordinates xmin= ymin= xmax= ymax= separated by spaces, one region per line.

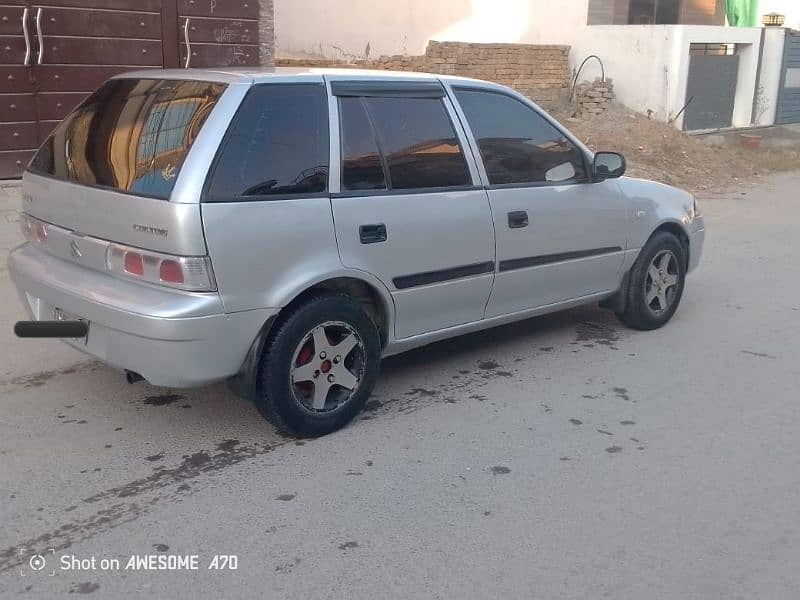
xmin=649 ymin=220 xmax=690 ymax=270
xmin=227 ymin=271 xmax=395 ymax=403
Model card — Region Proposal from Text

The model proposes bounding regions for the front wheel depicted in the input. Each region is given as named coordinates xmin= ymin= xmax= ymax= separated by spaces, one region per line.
xmin=616 ymin=231 xmax=686 ymax=331
xmin=256 ymin=295 xmax=381 ymax=437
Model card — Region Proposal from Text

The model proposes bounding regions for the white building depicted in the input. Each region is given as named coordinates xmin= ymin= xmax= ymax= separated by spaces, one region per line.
xmin=275 ymin=0 xmax=799 ymax=130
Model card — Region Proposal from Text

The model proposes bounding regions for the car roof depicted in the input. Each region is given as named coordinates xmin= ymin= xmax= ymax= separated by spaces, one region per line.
xmin=115 ymin=66 xmax=492 ymax=87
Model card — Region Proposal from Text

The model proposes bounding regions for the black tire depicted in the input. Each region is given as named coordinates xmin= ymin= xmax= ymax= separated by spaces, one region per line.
xmin=616 ymin=231 xmax=686 ymax=331
xmin=255 ymin=294 xmax=381 ymax=437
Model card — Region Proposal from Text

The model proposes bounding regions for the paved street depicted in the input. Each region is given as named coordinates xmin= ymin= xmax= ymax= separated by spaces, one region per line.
xmin=1 ymin=173 xmax=799 ymax=599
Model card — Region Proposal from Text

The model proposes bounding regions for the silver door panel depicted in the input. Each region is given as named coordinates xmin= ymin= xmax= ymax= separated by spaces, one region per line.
xmin=487 ymin=253 xmax=623 ymax=318
xmin=485 ymin=181 xmax=628 ymax=316
xmin=391 ymin=274 xmax=495 ymax=339
xmin=331 ymin=189 xmax=495 ymax=339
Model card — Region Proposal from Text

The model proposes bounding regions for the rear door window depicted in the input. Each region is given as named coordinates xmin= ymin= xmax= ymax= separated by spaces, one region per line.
xmin=339 ymin=97 xmax=387 ymax=191
xmin=29 ymin=79 xmax=227 ymax=199
xmin=339 ymin=95 xmax=471 ymax=192
xmin=205 ymin=83 xmax=329 ymax=201
xmin=454 ymin=89 xmax=587 ymax=186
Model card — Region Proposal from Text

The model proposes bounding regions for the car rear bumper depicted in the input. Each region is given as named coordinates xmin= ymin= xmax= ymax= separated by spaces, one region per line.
xmin=8 ymin=243 xmax=276 ymax=387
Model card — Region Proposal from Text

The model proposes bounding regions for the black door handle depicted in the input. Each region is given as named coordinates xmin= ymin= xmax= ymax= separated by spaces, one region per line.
xmin=508 ymin=211 xmax=529 ymax=229
xmin=359 ymin=223 xmax=387 ymax=244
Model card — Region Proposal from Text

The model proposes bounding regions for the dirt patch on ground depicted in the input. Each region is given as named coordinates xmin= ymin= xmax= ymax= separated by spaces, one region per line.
xmin=552 ymin=103 xmax=800 ymax=194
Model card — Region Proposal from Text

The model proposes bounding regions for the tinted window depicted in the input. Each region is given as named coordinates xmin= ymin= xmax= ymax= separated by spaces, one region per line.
xmin=363 ymin=97 xmax=470 ymax=190
xmin=340 ymin=97 xmax=387 ymax=191
xmin=455 ymin=89 xmax=587 ymax=186
xmin=206 ymin=84 xmax=329 ymax=200
xmin=29 ymin=79 xmax=226 ymax=199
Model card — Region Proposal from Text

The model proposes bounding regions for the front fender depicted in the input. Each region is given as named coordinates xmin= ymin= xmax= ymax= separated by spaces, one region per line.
xmin=618 ymin=177 xmax=696 ymax=250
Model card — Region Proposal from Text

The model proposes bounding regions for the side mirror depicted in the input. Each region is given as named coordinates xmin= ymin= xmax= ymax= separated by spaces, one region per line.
xmin=593 ymin=152 xmax=626 ymax=181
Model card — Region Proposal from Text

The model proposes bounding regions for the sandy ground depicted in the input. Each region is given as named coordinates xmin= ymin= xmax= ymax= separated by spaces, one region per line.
xmin=0 ymin=174 xmax=799 ymax=599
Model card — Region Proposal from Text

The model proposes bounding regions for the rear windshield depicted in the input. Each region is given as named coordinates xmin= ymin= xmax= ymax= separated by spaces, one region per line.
xmin=29 ymin=79 xmax=227 ymax=200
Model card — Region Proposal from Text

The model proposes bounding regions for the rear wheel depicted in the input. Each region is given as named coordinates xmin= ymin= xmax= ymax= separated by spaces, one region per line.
xmin=256 ymin=295 xmax=381 ymax=437
xmin=616 ymin=231 xmax=686 ymax=330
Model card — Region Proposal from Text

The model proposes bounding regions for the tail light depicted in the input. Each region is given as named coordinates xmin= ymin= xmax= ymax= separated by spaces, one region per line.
xmin=107 ymin=243 xmax=216 ymax=292
xmin=20 ymin=213 xmax=48 ymax=244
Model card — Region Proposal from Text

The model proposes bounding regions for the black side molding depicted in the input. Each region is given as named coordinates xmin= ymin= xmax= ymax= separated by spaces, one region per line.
xmin=499 ymin=247 xmax=623 ymax=272
xmin=330 ymin=80 xmax=445 ymax=98
xmin=393 ymin=261 xmax=495 ymax=290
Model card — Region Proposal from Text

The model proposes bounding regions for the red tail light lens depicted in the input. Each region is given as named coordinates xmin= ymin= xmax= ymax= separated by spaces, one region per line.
xmin=123 ymin=252 xmax=144 ymax=276
xmin=107 ymin=243 xmax=216 ymax=292
xmin=159 ymin=259 xmax=184 ymax=284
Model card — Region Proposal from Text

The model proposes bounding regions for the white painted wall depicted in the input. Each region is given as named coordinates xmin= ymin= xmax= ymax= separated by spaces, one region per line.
xmin=274 ymin=0 xmax=589 ymax=59
xmin=755 ymin=27 xmax=788 ymax=126
xmin=274 ymin=0 xmax=778 ymax=130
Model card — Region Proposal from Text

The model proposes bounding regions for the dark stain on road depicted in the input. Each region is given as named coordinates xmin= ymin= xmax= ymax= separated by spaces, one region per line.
xmin=69 ymin=582 xmax=100 ymax=594
xmin=405 ymin=388 xmax=438 ymax=397
xmin=275 ymin=557 xmax=301 ymax=573
xmin=597 ymin=429 xmax=614 ymax=436
xmin=539 ymin=347 xmax=554 ymax=352
xmin=742 ymin=350 xmax=777 ymax=359
xmin=153 ymin=543 xmax=169 ymax=552
xmin=346 ymin=470 xmax=363 ymax=476
xmin=575 ymin=321 xmax=620 ymax=349
xmin=144 ymin=453 xmax=164 ymax=462
xmin=613 ymin=387 xmax=631 ymax=401
xmin=338 ymin=541 xmax=359 ymax=550
xmin=620 ymin=420 xmax=636 ymax=426
xmin=605 ymin=446 xmax=623 ymax=454
xmin=364 ymin=399 xmax=383 ymax=412
xmin=216 ymin=439 xmax=239 ymax=452
xmin=478 ymin=360 xmax=499 ymax=370
xmin=491 ymin=466 xmax=511 ymax=475
xmin=3 ymin=362 xmax=98 ymax=389
xmin=569 ymin=418 xmax=583 ymax=426
xmin=276 ymin=494 xmax=296 ymax=501
xmin=142 ymin=394 xmax=184 ymax=407
xmin=495 ymin=371 xmax=513 ymax=377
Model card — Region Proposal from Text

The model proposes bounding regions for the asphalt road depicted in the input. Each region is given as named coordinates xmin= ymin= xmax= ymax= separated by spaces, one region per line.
xmin=1 ymin=173 xmax=799 ymax=599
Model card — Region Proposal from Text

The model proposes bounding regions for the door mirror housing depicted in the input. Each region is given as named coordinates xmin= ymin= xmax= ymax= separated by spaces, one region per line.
xmin=592 ymin=152 xmax=626 ymax=181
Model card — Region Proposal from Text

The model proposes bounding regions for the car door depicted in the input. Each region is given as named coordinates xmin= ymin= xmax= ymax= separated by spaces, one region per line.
xmin=327 ymin=79 xmax=495 ymax=340
xmin=451 ymin=86 xmax=629 ymax=318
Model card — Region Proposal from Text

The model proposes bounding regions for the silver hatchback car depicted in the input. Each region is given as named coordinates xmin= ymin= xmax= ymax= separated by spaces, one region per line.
xmin=9 ymin=68 xmax=705 ymax=436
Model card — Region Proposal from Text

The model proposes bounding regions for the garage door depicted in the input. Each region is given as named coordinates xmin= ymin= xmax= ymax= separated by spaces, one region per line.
xmin=777 ymin=30 xmax=800 ymax=125
xmin=0 ymin=0 xmax=262 ymax=178
xmin=683 ymin=45 xmax=740 ymax=131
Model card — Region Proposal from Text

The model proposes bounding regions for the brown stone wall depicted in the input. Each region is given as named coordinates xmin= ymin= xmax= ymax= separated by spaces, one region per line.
xmin=275 ymin=41 xmax=571 ymax=107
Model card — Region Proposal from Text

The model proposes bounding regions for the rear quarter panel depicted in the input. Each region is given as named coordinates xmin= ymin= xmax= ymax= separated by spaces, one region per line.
xmin=202 ymin=198 xmax=394 ymax=316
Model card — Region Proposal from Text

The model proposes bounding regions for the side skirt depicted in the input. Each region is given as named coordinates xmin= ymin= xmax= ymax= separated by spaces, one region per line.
xmin=383 ymin=290 xmax=615 ymax=357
